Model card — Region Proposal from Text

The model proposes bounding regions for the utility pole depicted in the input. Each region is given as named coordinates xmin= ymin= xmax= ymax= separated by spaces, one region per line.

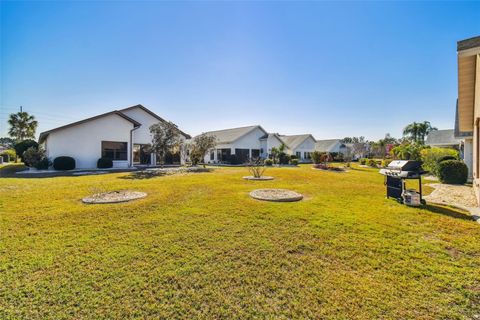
xmin=20 ymin=106 xmax=22 ymax=112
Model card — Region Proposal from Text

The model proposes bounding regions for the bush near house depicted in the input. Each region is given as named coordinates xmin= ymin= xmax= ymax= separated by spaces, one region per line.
xmin=420 ymin=147 xmax=459 ymax=176
xmin=381 ymin=159 xmax=392 ymax=168
xmin=366 ymin=159 xmax=378 ymax=168
xmin=264 ymin=158 xmax=273 ymax=166
xmin=97 ymin=157 xmax=113 ymax=169
xmin=53 ymin=156 xmax=76 ymax=170
xmin=437 ymin=160 xmax=468 ymax=185
xmin=359 ymin=158 xmax=367 ymax=165
xmin=290 ymin=158 xmax=299 ymax=165
xmin=23 ymin=147 xmax=50 ymax=169
xmin=14 ymin=139 xmax=38 ymax=161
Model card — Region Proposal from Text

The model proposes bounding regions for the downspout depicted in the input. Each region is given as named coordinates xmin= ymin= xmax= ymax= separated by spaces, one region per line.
xmin=130 ymin=125 xmax=141 ymax=168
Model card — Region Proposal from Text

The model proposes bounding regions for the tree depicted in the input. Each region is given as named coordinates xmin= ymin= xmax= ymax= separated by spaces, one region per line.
xmin=8 ymin=111 xmax=38 ymax=142
xmin=0 ymin=137 xmax=15 ymax=148
xmin=403 ymin=121 xmax=437 ymax=144
xmin=342 ymin=136 xmax=369 ymax=159
xmin=14 ymin=139 xmax=38 ymax=161
xmin=189 ymin=134 xmax=217 ymax=167
xmin=149 ymin=122 xmax=183 ymax=168
xmin=270 ymin=147 xmax=279 ymax=164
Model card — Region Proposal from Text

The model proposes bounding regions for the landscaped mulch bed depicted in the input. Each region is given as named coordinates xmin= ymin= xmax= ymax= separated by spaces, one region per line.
xmin=82 ymin=190 xmax=147 ymax=204
xmin=249 ymin=188 xmax=303 ymax=202
xmin=424 ymin=183 xmax=477 ymax=208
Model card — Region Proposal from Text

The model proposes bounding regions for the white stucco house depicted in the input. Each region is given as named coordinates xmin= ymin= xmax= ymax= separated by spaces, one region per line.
xmin=314 ymin=139 xmax=348 ymax=154
xmin=39 ymin=104 xmax=190 ymax=169
xmin=198 ymin=126 xmax=317 ymax=163
xmin=279 ymin=134 xmax=317 ymax=161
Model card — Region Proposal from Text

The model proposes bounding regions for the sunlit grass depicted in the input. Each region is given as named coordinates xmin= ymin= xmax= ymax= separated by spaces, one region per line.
xmin=1 ymin=164 xmax=479 ymax=319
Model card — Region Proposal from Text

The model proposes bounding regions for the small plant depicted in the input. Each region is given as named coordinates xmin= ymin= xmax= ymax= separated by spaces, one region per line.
xmin=290 ymin=158 xmax=299 ymax=165
xmin=53 ymin=156 xmax=76 ymax=170
xmin=366 ymin=159 xmax=377 ymax=168
xmin=248 ymin=158 xmax=266 ymax=178
xmin=264 ymin=158 xmax=273 ymax=166
xmin=437 ymin=160 xmax=468 ymax=184
xmin=311 ymin=151 xmax=322 ymax=164
xmin=381 ymin=159 xmax=392 ymax=168
xmin=97 ymin=157 xmax=113 ymax=169
xmin=359 ymin=158 xmax=367 ymax=165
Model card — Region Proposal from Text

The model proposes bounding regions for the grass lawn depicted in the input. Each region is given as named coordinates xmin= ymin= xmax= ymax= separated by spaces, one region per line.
xmin=1 ymin=164 xmax=479 ymax=319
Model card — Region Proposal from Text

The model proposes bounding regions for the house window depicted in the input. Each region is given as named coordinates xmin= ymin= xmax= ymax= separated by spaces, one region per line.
xmin=304 ymin=152 xmax=311 ymax=160
xmin=102 ymin=141 xmax=128 ymax=161
xmin=210 ymin=150 xmax=215 ymax=161
xmin=296 ymin=151 xmax=301 ymax=158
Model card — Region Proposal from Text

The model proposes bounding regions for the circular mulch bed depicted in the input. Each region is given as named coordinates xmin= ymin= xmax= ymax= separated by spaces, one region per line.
xmin=249 ymin=188 xmax=303 ymax=202
xmin=82 ymin=190 xmax=147 ymax=204
xmin=243 ymin=176 xmax=274 ymax=180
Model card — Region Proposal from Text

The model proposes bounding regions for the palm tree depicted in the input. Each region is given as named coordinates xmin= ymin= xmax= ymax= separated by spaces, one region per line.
xmin=417 ymin=121 xmax=437 ymax=144
xmin=403 ymin=122 xmax=420 ymax=143
xmin=8 ymin=111 xmax=38 ymax=142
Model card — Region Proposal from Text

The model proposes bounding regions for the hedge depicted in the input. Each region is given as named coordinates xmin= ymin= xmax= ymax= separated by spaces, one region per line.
xmin=53 ymin=156 xmax=76 ymax=170
xmin=437 ymin=160 xmax=468 ymax=185
xmin=97 ymin=157 xmax=113 ymax=169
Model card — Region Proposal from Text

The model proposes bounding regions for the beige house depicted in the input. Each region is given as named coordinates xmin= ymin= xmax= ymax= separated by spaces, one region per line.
xmin=456 ymin=36 xmax=480 ymax=202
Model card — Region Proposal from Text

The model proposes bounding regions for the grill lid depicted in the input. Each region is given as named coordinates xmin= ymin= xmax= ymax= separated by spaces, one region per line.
xmin=386 ymin=160 xmax=422 ymax=172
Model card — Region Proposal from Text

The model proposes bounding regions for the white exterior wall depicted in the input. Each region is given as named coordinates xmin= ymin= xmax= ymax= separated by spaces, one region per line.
xmin=122 ymin=107 xmax=188 ymax=164
xmin=291 ymin=137 xmax=316 ymax=161
xmin=44 ymin=114 xmax=134 ymax=169
xmin=464 ymin=138 xmax=473 ymax=181
xmin=260 ymin=135 xmax=284 ymax=158
xmin=203 ymin=127 xmax=266 ymax=163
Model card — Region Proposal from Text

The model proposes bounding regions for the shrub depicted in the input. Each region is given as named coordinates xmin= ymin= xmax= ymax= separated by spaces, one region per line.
xmin=53 ymin=156 xmax=76 ymax=170
xmin=34 ymin=158 xmax=51 ymax=170
xmin=14 ymin=139 xmax=38 ymax=161
xmin=359 ymin=158 xmax=367 ymax=165
xmin=421 ymin=148 xmax=459 ymax=176
xmin=1 ymin=149 xmax=16 ymax=162
xmin=290 ymin=154 xmax=298 ymax=160
xmin=437 ymin=160 xmax=468 ymax=184
xmin=366 ymin=159 xmax=377 ymax=168
xmin=23 ymin=147 xmax=46 ymax=167
xmin=97 ymin=157 xmax=113 ymax=169
xmin=264 ymin=158 xmax=273 ymax=166
xmin=311 ymin=151 xmax=322 ymax=164
xmin=391 ymin=143 xmax=424 ymax=161
xmin=290 ymin=158 xmax=299 ymax=165
xmin=278 ymin=152 xmax=290 ymax=165
xmin=381 ymin=159 xmax=392 ymax=168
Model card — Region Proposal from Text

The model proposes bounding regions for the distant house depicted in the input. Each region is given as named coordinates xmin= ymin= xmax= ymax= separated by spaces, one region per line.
xmin=200 ymin=125 xmax=268 ymax=164
xmin=315 ymin=139 xmax=347 ymax=153
xmin=425 ymin=129 xmax=462 ymax=149
xmin=279 ymin=134 xmax=317 ymax=161
xmin=39 ymin=104 xmax=190 ymax=169
xmin=199 ymin=126 xmax=317 ymax=163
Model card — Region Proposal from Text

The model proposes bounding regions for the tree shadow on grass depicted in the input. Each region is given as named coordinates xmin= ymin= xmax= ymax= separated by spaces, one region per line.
xmin=424 ymin=204 xmax=473 ymax=221
xmin=119 ymin=167 xmax=213 ymax=180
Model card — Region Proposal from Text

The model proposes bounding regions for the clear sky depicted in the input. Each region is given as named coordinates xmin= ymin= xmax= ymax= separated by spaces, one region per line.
xmin=1 ymin=1 xmax=479 ymax=141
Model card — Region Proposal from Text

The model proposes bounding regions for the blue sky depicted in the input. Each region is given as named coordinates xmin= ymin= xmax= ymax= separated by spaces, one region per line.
xmin=1 ymin=1 xmax=479 ymax=140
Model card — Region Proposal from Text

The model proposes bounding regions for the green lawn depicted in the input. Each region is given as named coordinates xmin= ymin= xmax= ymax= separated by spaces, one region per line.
xmin=1 ymin=164 xmax=479 ymax=319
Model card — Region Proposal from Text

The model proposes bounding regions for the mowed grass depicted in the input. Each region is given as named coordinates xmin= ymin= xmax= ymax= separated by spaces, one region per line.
xmin=1 ymin=164 xmax=479 ymax=319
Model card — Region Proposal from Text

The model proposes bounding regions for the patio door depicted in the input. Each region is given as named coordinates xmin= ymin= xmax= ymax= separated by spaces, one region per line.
xmin=133 ymin=144 xmax=151 ymax=165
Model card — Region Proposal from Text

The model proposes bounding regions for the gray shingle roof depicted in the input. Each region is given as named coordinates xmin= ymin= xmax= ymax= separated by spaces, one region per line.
xmin=457 ymin=35 xmax=480 ymax=51
xmin=199 ymin=125 xmax=265 ymax=144
xmin=425 ymin=129 xmax=462 ymax=146
xmin=278 ymin=134 xmax=314 ymax=150
xmin=315 ymin=139 xmax=342 ymax=152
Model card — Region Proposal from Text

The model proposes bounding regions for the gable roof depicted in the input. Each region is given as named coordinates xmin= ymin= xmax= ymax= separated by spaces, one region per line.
xmin=39 ymin=111 xmax=141 ymax=144
xmin=315 ymin=139 xmax=343 ymax=152
xmin=425 ymin=129 xmax=462 ymax=146
xmin=278 ymin=134 xmax=315 ymax=150
xmin=119 ymin=104 xmax=191 ymax=139
xmin=259 ymin=133 xmax=287 ymax=145
xmin=199 ymin=125 xmax=267 ymax=144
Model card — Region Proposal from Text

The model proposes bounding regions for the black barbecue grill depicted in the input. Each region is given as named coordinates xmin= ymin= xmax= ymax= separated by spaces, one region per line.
xmin=379 ymin=160 xmax=427 ymax=204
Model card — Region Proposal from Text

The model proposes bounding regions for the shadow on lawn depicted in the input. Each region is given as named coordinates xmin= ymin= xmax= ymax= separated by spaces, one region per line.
xmin=424 ymin=204 xmax=473 ymax=221
xmin=119 ymin=168 xmax=213 ymax=180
